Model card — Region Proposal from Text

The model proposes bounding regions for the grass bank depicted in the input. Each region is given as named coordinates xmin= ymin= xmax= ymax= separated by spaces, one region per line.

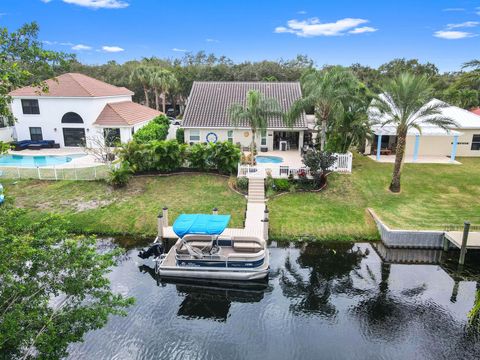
xmin=3 ymin=156 xmax=480 ymax=241
xmin=269 ymin=155 xmax=480 ymax=240
xmin=4 ymin=174 xmax=246 ymax=237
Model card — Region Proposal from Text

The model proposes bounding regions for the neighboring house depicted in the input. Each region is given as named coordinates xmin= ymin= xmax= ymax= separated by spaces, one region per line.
xmin=9 ymin=73 xmax=160 ymax=148
xmin=182 ymin=82 xmax=308 ymax=152
xmin=366 ymin=99 xmax=480 ymax=160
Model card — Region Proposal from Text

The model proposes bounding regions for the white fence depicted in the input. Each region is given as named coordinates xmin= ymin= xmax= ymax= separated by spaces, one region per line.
xmin=238 ymin=152 xmax=353 ymax=178
xmin=0 ymin=165 xmax=109 ymax=181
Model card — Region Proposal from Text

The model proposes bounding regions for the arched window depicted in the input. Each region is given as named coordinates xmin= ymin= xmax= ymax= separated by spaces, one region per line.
xmin=61 ymin=112 xmax=83 ymax=124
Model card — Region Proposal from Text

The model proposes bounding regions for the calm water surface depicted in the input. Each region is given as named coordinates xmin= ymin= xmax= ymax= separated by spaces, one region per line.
xmin=67 ymin=241 xmax=480 ymax=360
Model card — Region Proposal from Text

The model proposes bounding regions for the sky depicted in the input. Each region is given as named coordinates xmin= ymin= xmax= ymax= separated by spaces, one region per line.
xmin=1 ymin=0 xmax=480 ymax=72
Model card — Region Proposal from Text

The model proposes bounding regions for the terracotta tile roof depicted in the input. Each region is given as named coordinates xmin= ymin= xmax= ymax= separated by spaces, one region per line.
xmin=183 ymin=81 xmax=307 ymax=129
xmin=9 ymin=72 xmax=134 ymax=97
xmin=93 ymin=101 xmax=161 ymax=126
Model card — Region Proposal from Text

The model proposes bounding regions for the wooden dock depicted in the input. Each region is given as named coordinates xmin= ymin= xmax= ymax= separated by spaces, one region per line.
xmin=444 ymin=231 xmax=480 ymax=249
xmin=160 ymin=171 xmax=267 ymax=241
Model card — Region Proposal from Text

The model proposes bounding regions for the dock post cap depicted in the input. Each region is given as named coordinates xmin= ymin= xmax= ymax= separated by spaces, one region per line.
xmin=264 ymin=208 xmax=269 ymax=213
xmin=213 ymin=207 xmax=218 ymax=211
xmin=163 ymin=207 xmax=168 ymax=210
xmin=464 ymin=221 xmax=471 ymax=225
xmin=157 ymin=213 xmax=163 ymax=218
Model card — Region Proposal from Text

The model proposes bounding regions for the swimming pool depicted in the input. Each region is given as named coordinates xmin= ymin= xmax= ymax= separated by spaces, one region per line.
xmin=255 ymin=155 xmax=284 ymax=164
xmin=0 ymin=154 xmax=83 ymax=167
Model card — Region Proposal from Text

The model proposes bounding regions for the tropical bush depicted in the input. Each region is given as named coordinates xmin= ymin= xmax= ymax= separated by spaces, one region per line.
xmin=107 ymin=163 xmax=133 ymax=188
xmin=133 ymin=114 xmax=170 ymax=143
xmin=118 ymin=139 xmax=186 ymax=173
xmin=185 ymin=141 xmax=241 ymax=174
xmin=176 ymin=127 xmax=184 ymax=143
xmin=236 ymin=176 xmax=249 ymax=191
xmin=273 ymin=178 xmax=291 ymax=192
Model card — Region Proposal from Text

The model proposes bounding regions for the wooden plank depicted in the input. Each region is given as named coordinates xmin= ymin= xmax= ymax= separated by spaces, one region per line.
xmin=445 ymin=231 xmax=480 ymax=249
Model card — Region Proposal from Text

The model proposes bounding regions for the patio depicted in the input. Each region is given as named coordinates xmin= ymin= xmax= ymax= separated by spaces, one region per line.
xmin=368 ymin=154 xmax=461 ymax=165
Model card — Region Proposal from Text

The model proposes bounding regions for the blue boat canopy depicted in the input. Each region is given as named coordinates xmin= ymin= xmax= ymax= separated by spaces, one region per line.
xmin=173 ymin=214 xmax=231 ymax=238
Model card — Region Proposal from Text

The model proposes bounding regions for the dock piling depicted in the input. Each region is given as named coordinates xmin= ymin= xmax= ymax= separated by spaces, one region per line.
xmin=459 ymin=221 xmax=471 ymax=265
xmin=162 ymin=207 xmax=169 ymax=228
xmin=157 ymin=213 xmax=164 ymax=238
xmin=213 ymin=207 xmax=218 ymax=215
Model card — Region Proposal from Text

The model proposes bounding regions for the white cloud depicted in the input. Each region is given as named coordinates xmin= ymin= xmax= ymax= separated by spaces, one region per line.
xmin=442 ymin=8 xmax=465 ymax=12
xmin=102 ymin=45 xmax=124 ymax=52
xmin=60 ymin=42 xmax=74 ymax=46
xmin=172 ymin=48 xmax=188 ymax=52
xmin=434 ymin=30 xmax=476 ymax=39
xmin=62 ymin=0 xmax=129 ymax=9
xmin=274 ymin=17 xmax=371 ymax=37
xmin=206 ymin=38 xmax=219 ymax=43
xmin=40 ymin=0 xmax=53 ymax=3
xmin=72 ymin=44 xmax=92 ymax=50
xmin=446 ymin=21 xmax=479 ymax=29
xmin=349 ymin=26 xmax=378 ymax=34
xmin=297 ymin=10 xmax=307 ymax=14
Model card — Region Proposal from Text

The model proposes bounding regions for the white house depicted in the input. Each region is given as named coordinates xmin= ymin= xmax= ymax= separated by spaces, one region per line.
xmin=182 ymin=82 xmax=309 ymax=152
xmin=366 ymin=99 xmax=480 ymax=162
xmin=9 ymin=73 xmax=160 ymax=148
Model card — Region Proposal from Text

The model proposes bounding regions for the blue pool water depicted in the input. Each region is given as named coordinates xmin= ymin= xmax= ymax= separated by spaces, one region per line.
xmin=0 ymin=154 xmax=81 ymax=167
xmin=256 ymin=155 xmax=283 ymax=164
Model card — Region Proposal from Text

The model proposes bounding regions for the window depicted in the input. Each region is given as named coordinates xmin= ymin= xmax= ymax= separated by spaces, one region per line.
xmin=190 ymin=129 xmax=200 ymax=142
xmin=29 ymin=127 xmax=43 ymax=141
xmin=472 ymin=134 xmax=480 ymax=151
xmin=21 ymin=99 xmax=40 ymax=114
xmin=63 ymin=128 xmax=86 ymax=147
xmin=104 ymin=128 xmax=121 ymax=147
xmin=227 ymin=130 xmax=233 ymax=143
xmin=61 ymin=112 xmax=83 ymax=123
xmin=261 ymin=130 xmax=267 ymax=146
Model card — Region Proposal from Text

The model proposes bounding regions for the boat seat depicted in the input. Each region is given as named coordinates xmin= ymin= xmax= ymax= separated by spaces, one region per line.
xmin=177 ymin=240 xmax=213 ymax=254
xmin=233 ymin=241 xmax=263 ymax=253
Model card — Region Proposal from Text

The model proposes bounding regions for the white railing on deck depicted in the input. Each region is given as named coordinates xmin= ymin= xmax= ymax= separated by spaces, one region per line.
xmin=237 ymin=152 xmax=352 ymax=178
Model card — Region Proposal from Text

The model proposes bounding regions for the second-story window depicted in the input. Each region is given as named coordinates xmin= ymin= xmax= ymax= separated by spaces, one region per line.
xmin=21 ymin=99 xmax=40 ymax=114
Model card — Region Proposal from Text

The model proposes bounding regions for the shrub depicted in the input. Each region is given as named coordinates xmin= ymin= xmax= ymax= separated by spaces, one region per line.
xmin=273 ymin=178 xmax=290 ymax=192
xmin=187 ymin=143 xmax=210 ymax=170
xmin=236 ymin=176 xmax=249 ymax=191
xmin=107 ymin=163 xmax=132 ymax=188
xmin=208 ymin=141 xmax=241 ymax=174
xmin=176 ymin=128 xmax=185 ymax=143
xmin=118 ymin=139 xmax=185 ymax=173
xmin=133 ymin=115 xmax=170 ymax=143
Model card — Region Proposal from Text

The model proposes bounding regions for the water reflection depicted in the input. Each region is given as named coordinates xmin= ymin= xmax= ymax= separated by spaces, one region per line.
xmin=67 ymin=241 xmax=480 ymax=360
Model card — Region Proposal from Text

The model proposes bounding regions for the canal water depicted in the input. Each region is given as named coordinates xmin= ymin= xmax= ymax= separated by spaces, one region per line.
xmin=67 ymin=241 xmax=480 ymax=360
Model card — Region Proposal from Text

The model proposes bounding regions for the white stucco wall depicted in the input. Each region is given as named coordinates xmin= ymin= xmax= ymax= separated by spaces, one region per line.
xmin=183 ymin=128 xmax=304 ymax=152
xmin=0 ymin=126 xmax=15 ymax=142
xmin=366 ymin=129 xmax=480 ymax=158
xmin=11 ymin=95 xmax=131 ymax=147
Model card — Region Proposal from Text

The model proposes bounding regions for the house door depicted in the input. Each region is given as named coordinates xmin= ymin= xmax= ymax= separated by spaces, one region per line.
xmin=63 ymin=128 xmax=86 ymax=147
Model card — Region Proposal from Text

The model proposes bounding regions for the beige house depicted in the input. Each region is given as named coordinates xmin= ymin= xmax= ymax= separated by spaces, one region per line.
xmin=366 ymin=99 xmax=480 ymax=162
xmin=182 ymin=82 xmax=309 ymax=152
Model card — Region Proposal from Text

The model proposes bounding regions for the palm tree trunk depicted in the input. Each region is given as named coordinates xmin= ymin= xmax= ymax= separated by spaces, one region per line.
xmin=251 ymin=129 xmax=256 ymax=165
xmin=389 ymin=130 xmax=407 ymax=193
xmin=143 ymin=85 xmax=150 ymax=108
xmin=162 ymin=93 xmax=166 ymax=113
xmin=154 ymin=88 xmax=160 ymax=111
xmin=320 ymin=119 xmax=327 ymax=151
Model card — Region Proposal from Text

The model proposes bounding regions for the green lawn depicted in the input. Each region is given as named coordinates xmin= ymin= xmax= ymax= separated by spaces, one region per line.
xmin=3 ymin=156 xmax=480 ymax=241
xmin=269 ymin=155 xmax=480 ymax=240
xmin=3 ymin=174 xmax=246 ymax=236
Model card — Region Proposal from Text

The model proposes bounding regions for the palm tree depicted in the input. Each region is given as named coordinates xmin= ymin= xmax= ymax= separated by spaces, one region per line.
xmin=150 ymin=69 xmax=178 ymax=112
xmin=130 ymin=65 xmax=152 ymax=108
xmin=228 ymin=90 xmax=283 ymax=164
xmin=370 ymin=73 xmax=457 ymax=193
xmin=287 ymin=66 xmax=358 ymax=151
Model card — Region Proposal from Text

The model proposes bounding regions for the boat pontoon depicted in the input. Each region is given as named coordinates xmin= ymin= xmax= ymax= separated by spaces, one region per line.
xmin=146 ymin=214 xmax=269 ymax=281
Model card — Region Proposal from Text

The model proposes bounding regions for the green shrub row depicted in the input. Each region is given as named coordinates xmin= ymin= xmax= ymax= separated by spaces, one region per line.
xmin=132 ymin=115 xmax=170 ymax=143
xmin=118 ymin=140 xmax=241 ymax=175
